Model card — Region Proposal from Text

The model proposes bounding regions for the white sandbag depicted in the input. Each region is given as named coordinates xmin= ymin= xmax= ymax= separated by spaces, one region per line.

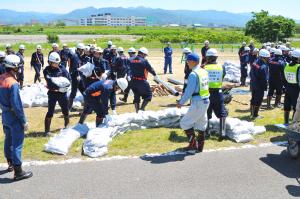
xmin=51 ymin=77 xmax=70 ymax=88
xmin=44 ymin=124 xmax=89 ymax=155
xmin=252 ymin=126 xmax=266 ymax=135
xmin=231 ymin=133 xmax=254 ymax=143
xmin=77 ymin=62 xmax=95 ymax=77
xmin=223 ymin=60 xmax=241 ymax=83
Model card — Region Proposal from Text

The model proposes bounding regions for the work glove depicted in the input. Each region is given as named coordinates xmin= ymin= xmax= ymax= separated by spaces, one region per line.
xmin=184 ymin=79 xmax=188 ymax=84
xmin=23 ymin=122 xmax=29 ymax=131
xmin=101 ymin=73 xmax=108 ymax=80
xmin=76 ymin=75 xmax=81 ymax=81
xmin=126 ymin=76 xmax=131 ymax=82
xmin=154 ymin=76 xmax=159 ymax=81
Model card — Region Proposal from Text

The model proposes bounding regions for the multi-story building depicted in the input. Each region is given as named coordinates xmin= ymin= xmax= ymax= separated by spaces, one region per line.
xmin=79 ymin=13 xmax=147 ymax=26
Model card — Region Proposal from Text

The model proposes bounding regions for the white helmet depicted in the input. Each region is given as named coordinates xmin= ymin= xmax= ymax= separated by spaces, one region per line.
xmin=259 ymin=49 xmax=270 ymax=58
xmin=139 ymin=47 xmax=149 ymax=55
xmin=274 ymin=49 xmax=283 ymax=56
xmin=116 ymin=78 xmax=128 ymax=91
xmin=117 ymin=47 xmax=124 ymax=52
xmin=242 ymin=42 xmax=246 ymax=46
xmin=107 ymin=41 xmax=113 ymax=45
xmin=111 ymin=45 xmax=117 ymax=50
xmin=183 ymin=47 xmax=192 ymax=54
xmin=19 ymin=44 xmax=25 ymax=50
xmin=206 ymin=48 xmax=218 ymax=57
xmin=4 ymin=55 xmax=20 ymax=69
xmin=244 ymin=47 xmax=250 ymax=51
xmin=204 ymin=40 xmax=209 ymax=45
xmin=253 ymin=48 xmax=259 ymax=53
xmin=63 ymin=43 xmax=68 ymax=47
xmin=266 ymin=46 xmax=271 ymax=51
xmin=0 ymin=51 xmax=6 ymax=58
xmin=6 ymin=43 xmax=11 ymax=48
xmin=36 ymin=45 xmax=42 ymax=50
xmin=48 ymin=52 xmax=61 ymax=63
xmin=128 ymin=47 xmax=136 ymax=53
xmin=279 ymin=45 xmax=288 ymax=51
xmin=77 ymin=43 xmax=85 ymax=50
xmin=52 ymin=43 xmax=59 ymax=48
xmin=94 ymin=47 xmax=103 ymax=53
xmin=291 ymin=49 xmax=300 ymax=58
xmin=270 ymin=48 xmax=276 ymax=53
xmin=85 ymin=46 xmax=90 ymax=51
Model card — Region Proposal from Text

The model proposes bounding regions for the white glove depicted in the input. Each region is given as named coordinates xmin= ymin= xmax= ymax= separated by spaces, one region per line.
xmin=59 ymin=87 xmax=69 ymax=93
xmin=101 ymin=73 xmax=108 ymax=80
xmin=154 ymin=76 xmax=159 ymax=81
xmin=23 ymin=122 xmax=29 ymax=131
xmin=76 ymin=75 xmax=81 ymax=81
xmin=127 ymin=76 xmax=131 ymax=82
xmin=184 ymin=79 xmax=188 ymax=84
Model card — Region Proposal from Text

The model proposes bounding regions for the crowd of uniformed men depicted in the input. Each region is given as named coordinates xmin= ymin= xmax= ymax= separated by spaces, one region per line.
xmin=0 ymin=39 xmax=299 ymax=181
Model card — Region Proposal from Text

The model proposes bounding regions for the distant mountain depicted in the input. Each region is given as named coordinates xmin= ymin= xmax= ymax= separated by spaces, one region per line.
xmin=0 ymin=7 xmax=294 ymax=27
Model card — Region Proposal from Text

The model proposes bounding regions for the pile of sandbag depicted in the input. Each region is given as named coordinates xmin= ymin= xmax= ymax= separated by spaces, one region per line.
xmin=209 ymin=115 xmax=266 ymax=143
xmin=222 ymin=60 xmax=241 ymax=83
xmin=20 ymin=83 xmax=83 ymax=108
xmin=45 ymin=108 xmax=266 ymax=158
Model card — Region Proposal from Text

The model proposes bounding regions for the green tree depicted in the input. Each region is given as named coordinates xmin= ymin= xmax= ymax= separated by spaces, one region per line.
xmin=47 ymin=34 xmax=60 ymax=44
xmin=245 ymin=10 xmax=296 ymax=42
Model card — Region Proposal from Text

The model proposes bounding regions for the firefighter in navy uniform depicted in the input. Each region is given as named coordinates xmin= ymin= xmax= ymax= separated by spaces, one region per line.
xmin=119 ymin=47 xmax=137 ymax=103
xmin=129 ymin=47 xmax=158 ymax=112
xmin=203 ymin=48 xmax=228 ymax=140
xmin=68 ymin=43 xmax=87 ymax=110
xmin=78 ymin=47 xmax=109 ymax=124
xmin=0 ymin=55 xmax=32 ymax=181
xmin=267 ymin=49 xmax=286 ymax=109
xmin=103 ymin=41 xmax=113 ymax=61
xmin=59 ymin=43 xmax=70 ymax=69
xmin=30 ymin=45 xmax=44 ymax=83
xmin=240 ymin=47 xmax=250 ymax=86
xmin=250 ymin=49 xmax=270 ymax=119
xmin=43 ymin=52 xmax=71 ymax=136
xmin=0 ymin=51 xmax=6 ymax=75
xmin=283 ymin=49 xmax=300 ymax=126
xmin=201 ymin=40 xmax=210 ymax=65
xmin=83 ymin=79 xmax=128 ymax=126
xmin=182 ymin=47 xmax=192 ymax=93
xmin=16 ymin=45 xmax=25 ymax=89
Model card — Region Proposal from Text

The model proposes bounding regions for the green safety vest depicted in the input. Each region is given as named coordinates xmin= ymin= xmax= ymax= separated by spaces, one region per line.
xmin=284 ymin=64 xmax=300 ymax=84
xmin=194 ymin=68 xmax=210 ymax=98
xmin=205 ymin=64 xmax=223 ymax=89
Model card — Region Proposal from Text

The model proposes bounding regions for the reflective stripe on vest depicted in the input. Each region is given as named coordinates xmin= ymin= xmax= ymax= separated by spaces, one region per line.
xmin=194 ymin=68 xmax=209 ymax=98
xmin=205 ymin=64 xmax=223 ymax=88
xmin=284 ymin=64 xmax=300 ymax=84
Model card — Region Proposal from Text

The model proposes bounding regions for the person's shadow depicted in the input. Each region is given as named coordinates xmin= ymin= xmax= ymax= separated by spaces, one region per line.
xmin=260 ymin=151 xmax=300 ymax=197
xmin=140 ymin=150 xmax=196 ymax=164
xmin=0 ymin=169 xmax=14 ymax=184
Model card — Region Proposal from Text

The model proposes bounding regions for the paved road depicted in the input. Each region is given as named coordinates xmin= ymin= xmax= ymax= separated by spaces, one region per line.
xmin=0 ymin=145 xmax=300 ymax=199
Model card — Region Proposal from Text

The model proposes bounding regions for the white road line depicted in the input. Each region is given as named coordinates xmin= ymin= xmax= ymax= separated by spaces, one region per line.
xmin=0 ymin=141 xmax=288 ymax=168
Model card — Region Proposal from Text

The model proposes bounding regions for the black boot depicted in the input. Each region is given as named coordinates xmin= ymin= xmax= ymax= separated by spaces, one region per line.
xmin=267 ymin=96 xmax=272 ymax=109
xmin=253 ymin=106 xmax=263 ymax=119
xmin=219 ymin=117 xmax=226 ymax=140
xmin=14 ymin=165 xmax=33 ymax=181
xmin=196 ymin=131 xmax=205 ymax=152
xmin=205 ymin=121 xmax=211 ymax=139
xmin=96 ymin=117 xmax=104 ymax=127
xmin=140 ymin=100 xmax=149 ymax=111
xmin=275 ymin=95 xmax=282 ymax=108
xmin=181 ymin=128 xmax=197 ymax=151
xmin=134 ymin=103 xmax=140 ymax=113
xmin=64 ymin=115 xmax=69 ymax=128
xmin=250 ymin=105 xmax=254 ymax=118
xmin=284 ymin=111 xmax=290 ymax=126
xmin=7 ymin=159 xmax=13 ymax=172
xmin=44 ymin=117 xmax=52 ymax=137
xmin=79 ymin=113 xmax=88 ymax=124
xmin=119 ymin=94 xmax=128 ymax=103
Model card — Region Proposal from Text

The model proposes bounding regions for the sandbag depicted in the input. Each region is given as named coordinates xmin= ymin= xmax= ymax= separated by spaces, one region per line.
xmin=44 ymin=124 xmax=89 ymax=155
xmin=77 ymin=62 xmax=95 ymax=77
xmin=51 ymin=77 xmax=70 ymax=88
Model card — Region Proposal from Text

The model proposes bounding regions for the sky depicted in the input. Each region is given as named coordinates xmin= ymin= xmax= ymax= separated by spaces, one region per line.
xmin=2 ymin=0 xmax=300 ymax=19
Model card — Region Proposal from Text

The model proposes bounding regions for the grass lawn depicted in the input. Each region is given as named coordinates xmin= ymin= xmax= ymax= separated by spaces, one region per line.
xmin=0 ymin=92 xmax=287 ymax=163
